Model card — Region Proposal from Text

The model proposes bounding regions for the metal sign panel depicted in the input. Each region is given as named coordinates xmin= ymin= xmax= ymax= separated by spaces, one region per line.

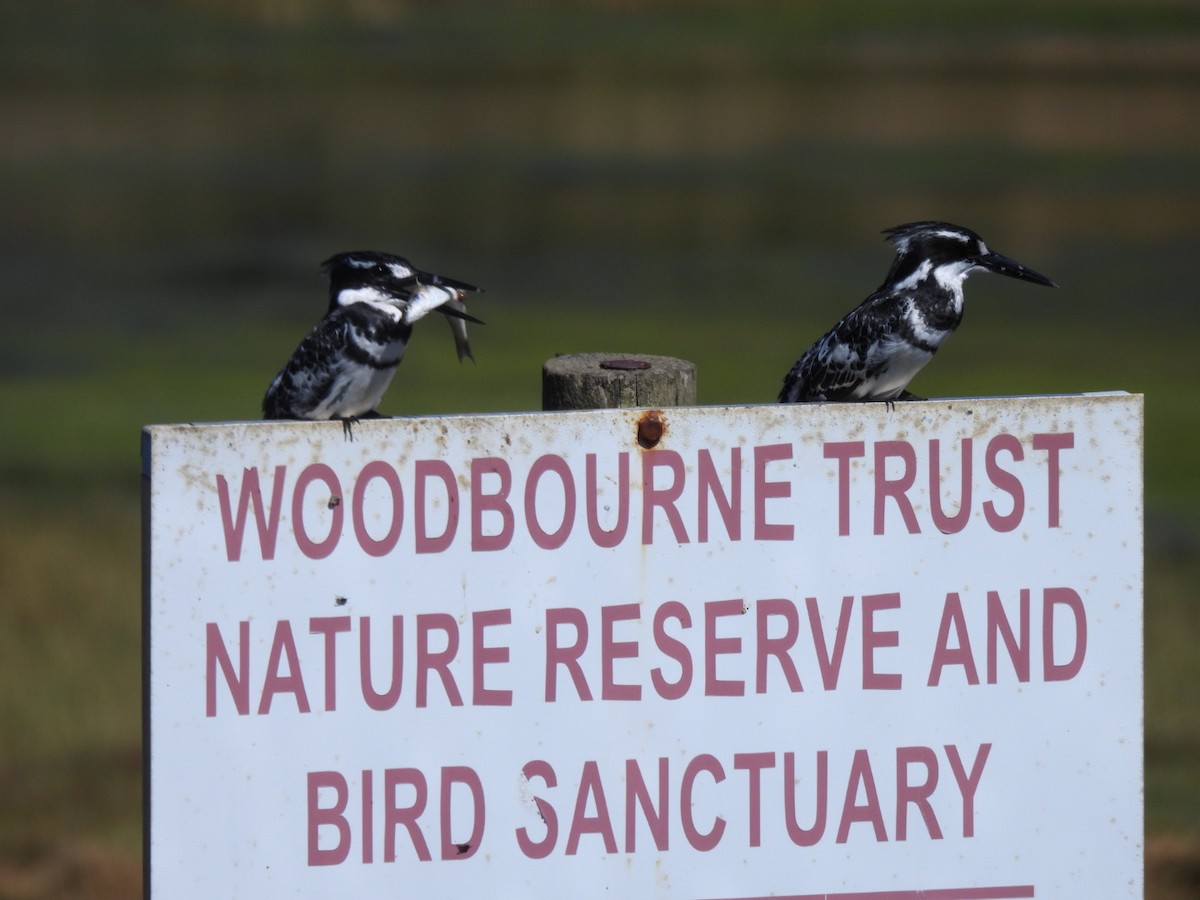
xmin=143 ymin=394 xmax=1143 ymax=898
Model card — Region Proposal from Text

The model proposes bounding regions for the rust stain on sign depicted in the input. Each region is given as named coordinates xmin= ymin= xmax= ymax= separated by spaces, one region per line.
xmin=636 ymin=409 xmax=665 ymax=449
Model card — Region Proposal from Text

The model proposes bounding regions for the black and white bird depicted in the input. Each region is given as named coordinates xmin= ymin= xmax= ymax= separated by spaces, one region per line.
xmin=263 ymin=251 xmax=483 ymax=435
xmin=778 ymin=221 xmax=1055 ymax=404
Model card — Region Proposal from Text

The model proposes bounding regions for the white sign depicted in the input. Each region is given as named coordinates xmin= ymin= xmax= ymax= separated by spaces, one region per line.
xmin=144 ymin=394 xmax=1143 ymax=898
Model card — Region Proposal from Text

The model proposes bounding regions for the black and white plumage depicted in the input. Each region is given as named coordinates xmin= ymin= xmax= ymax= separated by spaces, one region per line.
xmin=779 ymin=221 xmax=1055 ymax=404
xmin=263 ymin=251 xmax=483 ymax=433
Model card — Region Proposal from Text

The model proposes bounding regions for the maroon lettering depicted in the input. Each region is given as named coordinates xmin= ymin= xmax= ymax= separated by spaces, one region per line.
xmin=987 ymin=589 xmax=1031 ymax=683
xmin=362 ymin=769 xmax=374 ymax=864
xmin=642 ymin=450 xmax=690 ymax=544
xmin=704 ymin=599 xmax=746 ymax=697
xmin=360 ymin=615 xmax=404 ymax=711
xmin=753 ymin=443 xmax=794 ymax=541
xmin=472 ymin=609 xmax=512 ymax=706
xmin=439 ymin=767 xmax=485 ymax=860
xmin=384 ymin=768 xmax=431 ymax=862
xmin=983 ymin=434 xmax=1025 ymax=532
xmin=824 ymin=441 xmax=865 ymax=537
xmin=945 ymin=743 xmax=992 ymax=838
xmin=625 ymin=757 xmax=669 ymax=852
xmin=516 ymin=760 xmax=558 ymax=859
xmin=1033 ymin=432 xmax=1074 ymax=527
xmin=310 ymin=616 xmax=351 ymax=711
xmin=258 ymin=620 xmax=310 ymax=714
xmin=292 ymin=463 xmax=343 ymax=559
xmin=837 ymin=749 xmax=886 ymax=843
xmin=414 ymin=460 xmax=458 ymax=554
xmin=896 ymin=746 xmax=943 ymax=840
xmin=585 ymin=452 xmax=630 ymax=548
xmin=680 ymin=754 xmax=725 ymax=851
xmin=929 ymin=437 xmax=973 ymax=534
xmin=1043 ymin=586 xmax=1087 ymax=681
xmin=874 ymin=441 xmax=920 ymax=535
xmin=307 ymin=766 xmax=487 ymax=866
xmin=216 ymin=466 xmax=287 ymax=561
xmin=525 ymin=454 xmax=576 ymax=550
xmin=565 ymin=760 xmax=617 ymax=855
xmin=928 ymin=592 xmax=980 ymax=687
xmin=307 ymin=771 xmax=350 ymax=866
xmin=416 ymin=613 xmax=463 ymax=707
xmin=784 ymin=750 xmax=828 ymax=847
xmin=500 ymin=744 xmax=991 ymax=860
xmin=545 ymin=607 xmax=592 ymax=702
xmin=755 ymin=599 xmax=803 ymax=694
xmin=601 ymin=603 xmax=641 ymax=701
xmin=206 ymin=620 xmax=249 ymax=716
xmin=698 ymin=447 xmax=741 ymax=542
xmin=862 ymin=593 xmax=902 ymax=690
xmin=650 ymin=601 xmax=693 ymax=700
xmin=734 ymin=752 xmax=775 ymax=847
xmin=808 ymin=595 xmax=853 ymax=690
xmin=470 ymin=457 xmax=514 ymax=551
xmin=350 ymin=460 xmax=403 ymax=556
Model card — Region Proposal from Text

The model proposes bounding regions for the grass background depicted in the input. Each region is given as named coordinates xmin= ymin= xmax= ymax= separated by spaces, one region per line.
xmin=1 ymin=0 xmax=1198 ymax=895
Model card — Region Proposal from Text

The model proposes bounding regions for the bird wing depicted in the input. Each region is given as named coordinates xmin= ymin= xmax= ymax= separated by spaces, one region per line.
xmin=263 ymin=312 xmax=357 ymax=418
xmin=779 ymin=290 xmax=908 ymax=402
xmin=263 ymin=306 xmax=410 ymax=420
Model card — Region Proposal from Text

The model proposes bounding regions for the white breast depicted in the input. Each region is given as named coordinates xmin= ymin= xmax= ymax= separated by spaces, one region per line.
xmin=852 ymin=338 xmax=935 ymax=401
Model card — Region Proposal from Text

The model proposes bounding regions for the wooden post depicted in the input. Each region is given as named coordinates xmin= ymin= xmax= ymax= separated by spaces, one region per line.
xmin=542 ymin=353 xmax=696 ymax=411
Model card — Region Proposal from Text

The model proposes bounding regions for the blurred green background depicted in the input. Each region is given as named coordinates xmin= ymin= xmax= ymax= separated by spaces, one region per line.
xmin=1 ymin=0 xmax=1198 ymax=895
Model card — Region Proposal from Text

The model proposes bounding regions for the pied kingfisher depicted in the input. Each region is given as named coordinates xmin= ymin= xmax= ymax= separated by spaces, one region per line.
xmin=263 ymin=251 xmax=483 ymax=435
xmin=778 ymin=221 xmax=1055 ymax=404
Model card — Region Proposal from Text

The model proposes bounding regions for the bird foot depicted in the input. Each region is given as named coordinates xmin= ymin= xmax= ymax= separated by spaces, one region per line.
xmin=335 ymin=410 xmax=391 ymax=442
xmin=883 ymin=391 xmax=925 ymax=411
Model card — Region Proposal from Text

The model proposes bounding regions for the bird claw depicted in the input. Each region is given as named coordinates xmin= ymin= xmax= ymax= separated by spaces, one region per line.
xmin=336 ymin=410 xmax=390 ymax=442
xmin=883 ymin=391 xmax=924 ymax=412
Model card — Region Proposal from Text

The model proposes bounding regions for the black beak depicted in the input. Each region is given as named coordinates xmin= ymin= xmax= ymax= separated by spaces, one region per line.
xmin=437 ymin=305 xmax=485 ymax=325
xmin=977 ymin=251 xmax=1057 ymax=287
xmin=417 ymin=270 xmax=484 ymax=294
